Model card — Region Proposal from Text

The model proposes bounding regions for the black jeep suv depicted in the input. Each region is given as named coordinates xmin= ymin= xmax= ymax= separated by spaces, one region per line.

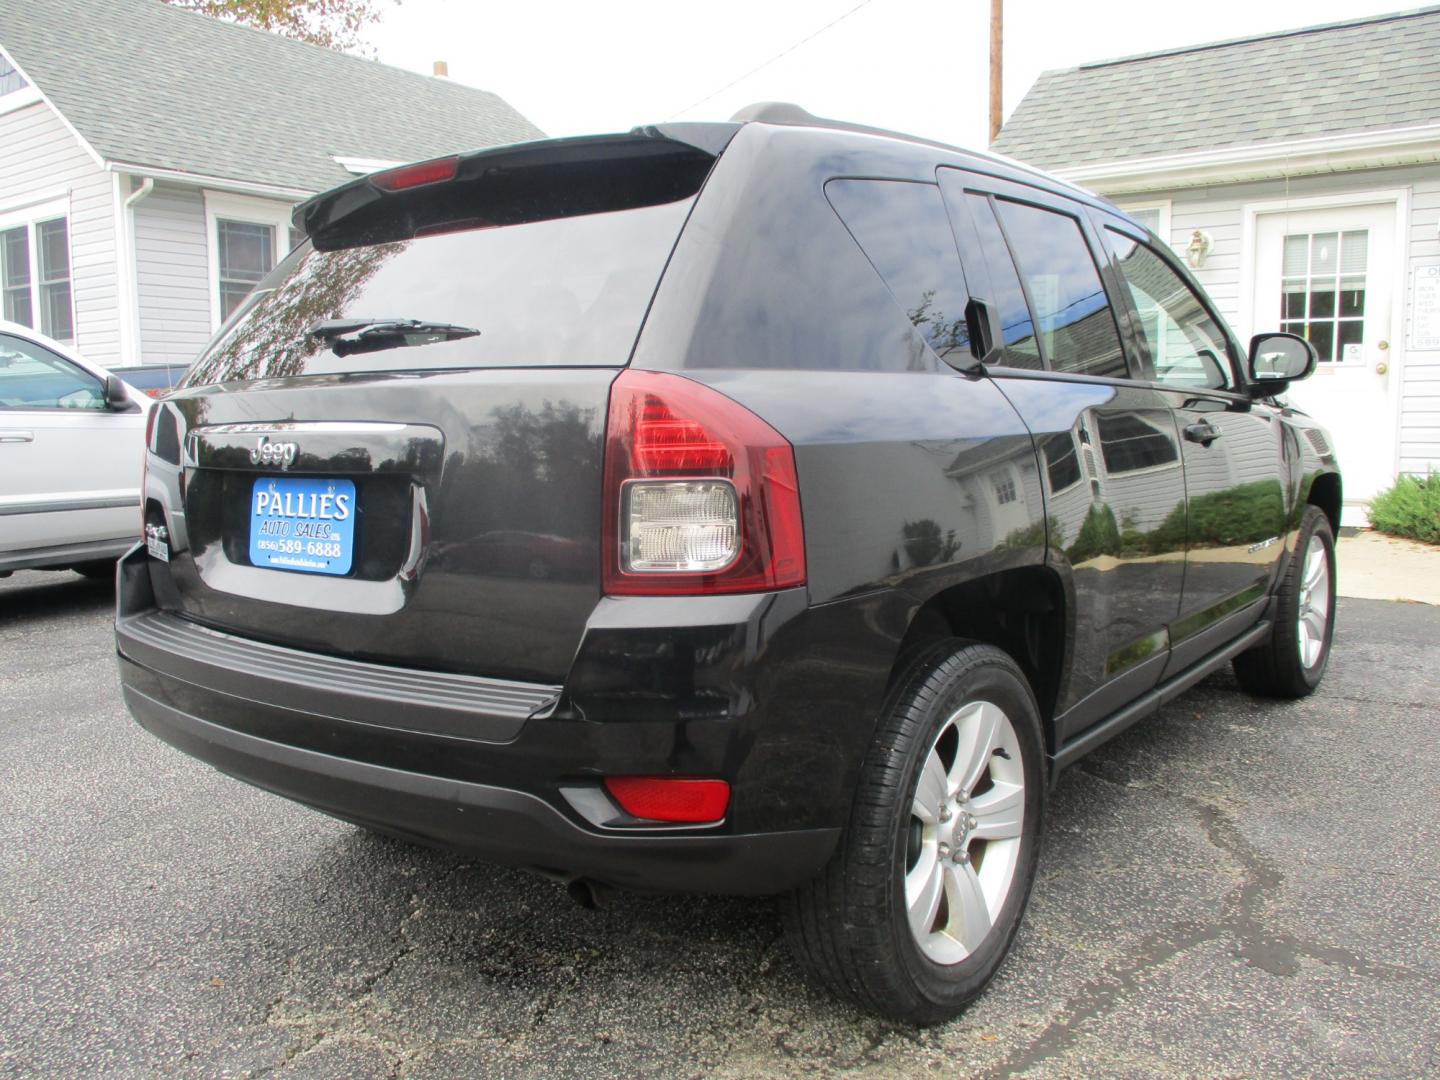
xmin=116 ymin=105 xmax=1339 ymax=1023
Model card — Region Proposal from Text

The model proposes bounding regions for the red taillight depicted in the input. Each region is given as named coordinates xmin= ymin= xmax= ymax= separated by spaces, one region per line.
xmin=633 ymin=394 xmax=731 ymax=473
xmin=603 ymin=777 xmax=731 ymax=823
xmin=369 ymin=156 xmax=459 ymax=192
xmin=602 ymin=370 xmax=805 ymax=596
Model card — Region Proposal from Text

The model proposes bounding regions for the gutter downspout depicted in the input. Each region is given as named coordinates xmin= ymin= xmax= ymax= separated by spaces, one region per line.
xmin=125 ymin=176 xmax=155 ymax=210
xmin=117 ymin=176 xmax=154 ymax=365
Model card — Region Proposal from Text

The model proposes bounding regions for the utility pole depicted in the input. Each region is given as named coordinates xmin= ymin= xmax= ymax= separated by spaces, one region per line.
xmin=989 ymin=0 xmax=1003 ymax=143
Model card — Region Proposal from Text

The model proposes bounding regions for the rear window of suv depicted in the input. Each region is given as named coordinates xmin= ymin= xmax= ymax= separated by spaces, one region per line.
xmin=187 ymin=197 xmax=695 ymax=385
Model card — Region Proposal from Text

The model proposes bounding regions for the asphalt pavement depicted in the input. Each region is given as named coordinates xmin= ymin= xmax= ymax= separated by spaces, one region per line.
xmin=2 ymin=569 xmax=1437 ymax=1078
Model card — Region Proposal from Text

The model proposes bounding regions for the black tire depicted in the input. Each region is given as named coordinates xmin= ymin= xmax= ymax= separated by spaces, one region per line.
xmin=782 ymin=640 xmax=1046 ymax=1024
xmin=72 ymin=560 xmax=117 ymax=581
xmin=1233 ymin=505 xmax=1336 ymax=698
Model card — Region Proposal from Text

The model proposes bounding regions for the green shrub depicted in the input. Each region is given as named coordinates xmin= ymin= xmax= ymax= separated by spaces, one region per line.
xmin=1147 ymin=479 xmax=1285 ymax=553
xmin=1368 ymin=472 xmax=1440 ymax=545
xmin=1068 ymin=502 xmax=1121 ymax=564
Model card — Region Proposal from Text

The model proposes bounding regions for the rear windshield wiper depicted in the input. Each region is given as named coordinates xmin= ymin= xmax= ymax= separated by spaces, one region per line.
xmin=307 ymin=317 xmax=481 ymax=357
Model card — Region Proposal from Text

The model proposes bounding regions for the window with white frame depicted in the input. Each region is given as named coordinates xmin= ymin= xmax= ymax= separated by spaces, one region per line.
xmin=1280 ymin=230 xmax=1368 ymax=364
xmin=204 ymin=192 xmax=295 ymax=328
xmin=0 ymin=199 xmax=74 ymax=343
xmin=1117 ymin=202 xmax=1172 ymax=248
xmin=216 ymin=220 xmax=275 ymax=322
xmin=991 ymin=470 xmax=1018 ymax=505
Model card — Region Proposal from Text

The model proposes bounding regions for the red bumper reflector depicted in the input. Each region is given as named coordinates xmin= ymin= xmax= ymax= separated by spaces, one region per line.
xmin=602 ymin=777 xmax=731 ymax=823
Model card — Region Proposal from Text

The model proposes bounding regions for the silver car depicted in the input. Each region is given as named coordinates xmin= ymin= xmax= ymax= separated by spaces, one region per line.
xmin=0 ymin=320 xmax=151 ymax=578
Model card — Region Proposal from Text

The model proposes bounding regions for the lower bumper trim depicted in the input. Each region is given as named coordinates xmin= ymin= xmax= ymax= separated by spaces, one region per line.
xmin=121 ymin=675 xmax=838 ymax=895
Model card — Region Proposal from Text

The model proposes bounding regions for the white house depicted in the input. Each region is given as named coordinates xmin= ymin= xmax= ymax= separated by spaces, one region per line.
xmin=0 ymin=0 xmax=541 ymax=371
xmin=993 ymin=7 xmax=1440 ymax=524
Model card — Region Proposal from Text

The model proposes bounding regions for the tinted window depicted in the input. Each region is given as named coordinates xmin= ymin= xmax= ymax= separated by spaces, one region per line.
xmin=1103 ymin=229 xmax=1231 ymax=390
xmin=188 ymin=199 xmax=694 ymax=384
xmin=825 ymin=179 xmax=970 ymax=367
xmin=958 ymin=194 xmax=1041 ymax=369
xmin=993 ymin=199 xmax=1127 ymax=379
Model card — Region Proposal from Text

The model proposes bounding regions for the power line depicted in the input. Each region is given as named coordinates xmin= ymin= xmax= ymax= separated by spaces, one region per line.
xmin=667 ymin=0 xmax=881 ymax=120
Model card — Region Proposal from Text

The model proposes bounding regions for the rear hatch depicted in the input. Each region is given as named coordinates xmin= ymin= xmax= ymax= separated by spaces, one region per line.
xmin=149 ymin=126 xmax=734 ymax=684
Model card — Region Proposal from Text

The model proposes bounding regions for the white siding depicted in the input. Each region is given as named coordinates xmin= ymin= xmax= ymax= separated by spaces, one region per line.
xmin=1402 ymin=175 xmax=1440 ymax=475
xmin=1116 ymin=164 xmax=1440 ymax=479
xmin=134 ymin=183 xmax=212 ymax=365
xmin=0 ymin=100 xmax=119 ymax=364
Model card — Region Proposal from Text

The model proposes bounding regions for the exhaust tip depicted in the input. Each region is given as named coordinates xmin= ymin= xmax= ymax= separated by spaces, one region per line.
xmin=566 ymin=877 xmax=618 ymax=910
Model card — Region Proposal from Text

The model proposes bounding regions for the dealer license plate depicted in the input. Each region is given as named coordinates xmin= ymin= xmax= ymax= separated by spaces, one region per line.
xmin=248 ymin=476 xmax=356 ymax=575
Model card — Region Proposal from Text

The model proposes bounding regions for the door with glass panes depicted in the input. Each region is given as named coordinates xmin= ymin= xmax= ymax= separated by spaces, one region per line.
xmin=1251 ymin=202 xmax=1398 ymax=523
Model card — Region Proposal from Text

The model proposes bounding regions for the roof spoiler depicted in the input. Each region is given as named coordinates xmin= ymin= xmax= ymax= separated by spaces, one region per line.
xmin=293 ymin=123 xmax=739 ymax=249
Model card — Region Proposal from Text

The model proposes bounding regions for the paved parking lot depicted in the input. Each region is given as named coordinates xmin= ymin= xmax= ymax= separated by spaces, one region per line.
xmin=3 ymin=569 xmax=1438 ymax=1078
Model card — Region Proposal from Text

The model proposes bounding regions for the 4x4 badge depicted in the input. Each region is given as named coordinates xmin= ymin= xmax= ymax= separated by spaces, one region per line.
xmin=250 ymin=436 xmax=298 ymax=469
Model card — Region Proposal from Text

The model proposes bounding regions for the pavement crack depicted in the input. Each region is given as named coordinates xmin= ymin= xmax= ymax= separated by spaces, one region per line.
xmin=351 ymin=889 xmax=424 ymax=1005
xmin=982 ymin=790 xmax=1431 ymax=1077
xmin=976 ymin=920 xmax=1217 ymax=1079
xmin=1183 ymin=796 xmax=1424 ymax=983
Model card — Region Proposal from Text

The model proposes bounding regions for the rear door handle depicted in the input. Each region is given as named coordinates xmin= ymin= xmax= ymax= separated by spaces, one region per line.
xmin=0 ymin=430 xmax=35 ymax=443
xmin=1184 ymin=422 xmax=1222 ymax=446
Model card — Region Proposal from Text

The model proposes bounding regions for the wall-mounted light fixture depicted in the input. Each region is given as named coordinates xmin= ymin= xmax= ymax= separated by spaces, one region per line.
xmin=1186 ymin=229 xmax=1213 ymax=269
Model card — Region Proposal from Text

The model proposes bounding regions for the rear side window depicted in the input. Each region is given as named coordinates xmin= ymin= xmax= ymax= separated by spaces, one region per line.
xmin=992 ymin=199 xmax=1128 ymax=380
xmin=825 ymin=179 xmax=971 ymax=367
xmin=958 ymin=194 xmax=1042 ymax=370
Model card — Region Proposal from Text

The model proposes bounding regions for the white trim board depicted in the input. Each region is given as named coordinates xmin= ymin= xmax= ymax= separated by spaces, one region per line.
xmin=110 ymin=162 xmax=313 ymax=203
xmin=0 ymin=83 xmax=42 ymax=117
xmin=112 ymin=173 xmax=143 ymax=365
xmin=333 ymin=155 xmax=403 ymax=176
xmin=1057 ymin=124 xmax=1440 ymax=196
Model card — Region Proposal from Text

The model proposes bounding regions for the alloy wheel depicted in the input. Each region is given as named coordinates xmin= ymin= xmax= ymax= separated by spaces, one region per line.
xmin=1295 ymin=534 xmax=1331 ymax=670
xmin=905 ymin=700 xmax=1025 ymax=965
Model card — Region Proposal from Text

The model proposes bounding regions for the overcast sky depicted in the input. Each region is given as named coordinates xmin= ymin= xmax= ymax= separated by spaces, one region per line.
xmin=365 ymin=1 xmax=1411 ymax=149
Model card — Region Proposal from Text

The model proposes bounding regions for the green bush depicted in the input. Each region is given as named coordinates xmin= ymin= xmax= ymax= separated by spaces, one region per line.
xmin=1368 ymin=472 xmax=1440 ymax=545
xmin=1068 ymin=502 xmax=1122 ymax=564
xmin=1147 ymin=479 xmax=1285 ymax=553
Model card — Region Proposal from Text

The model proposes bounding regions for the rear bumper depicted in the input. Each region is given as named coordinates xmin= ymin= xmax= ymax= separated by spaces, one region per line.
xmin=119 ymin=669 xmax=834 ymax=893
xmin=115 ymin=545 xmax=850 ymax=894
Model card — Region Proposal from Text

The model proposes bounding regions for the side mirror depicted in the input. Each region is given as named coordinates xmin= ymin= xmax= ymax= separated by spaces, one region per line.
xmin=102 ymin=374 xmax=136 ymax=411
xmin=1247 ymin=332 xmax=1317 ymax=395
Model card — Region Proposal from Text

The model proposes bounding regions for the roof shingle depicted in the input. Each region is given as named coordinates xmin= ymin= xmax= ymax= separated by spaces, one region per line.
xmin=992 ymin=7 xmax=1440 ymax=169
xmin=1 ymin=0 xmax=544 ymax=193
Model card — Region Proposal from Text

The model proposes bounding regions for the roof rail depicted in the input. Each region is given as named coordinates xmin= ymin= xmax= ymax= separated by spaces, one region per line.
xmin=729 ymin=101 xmax=972 ymax=157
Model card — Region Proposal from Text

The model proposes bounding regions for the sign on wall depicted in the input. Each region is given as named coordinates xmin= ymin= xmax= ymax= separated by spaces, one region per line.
xmin=1412 ymin=264 xmax=1440 ymax=352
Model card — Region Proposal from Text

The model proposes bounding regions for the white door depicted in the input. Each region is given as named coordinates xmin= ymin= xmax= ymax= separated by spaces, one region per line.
xmin=1252 ymin=202 xmax=1399 ymax=525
